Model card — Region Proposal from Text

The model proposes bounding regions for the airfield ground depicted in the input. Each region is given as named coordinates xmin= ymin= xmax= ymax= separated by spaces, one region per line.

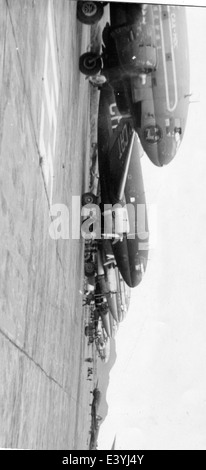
xmin=0 ymin=0 xmax=109 ymax=450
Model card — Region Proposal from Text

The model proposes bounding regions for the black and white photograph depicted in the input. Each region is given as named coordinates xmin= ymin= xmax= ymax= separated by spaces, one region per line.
xmin=0 ymin=0 xmax=206 ymax=453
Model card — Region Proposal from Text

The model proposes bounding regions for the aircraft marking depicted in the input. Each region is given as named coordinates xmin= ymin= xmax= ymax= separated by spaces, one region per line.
xmin=158 ymin=5 xmax=178 ymax=112
xmin=117 ymin=123 xmax=129 ymax=159
xmin=143 ymin=124 xmax=163 ymax=144
xmin=109 ymin=103 xmax=122 ymax=130
xmin=39 ymin=0 xmax=59 ymax=205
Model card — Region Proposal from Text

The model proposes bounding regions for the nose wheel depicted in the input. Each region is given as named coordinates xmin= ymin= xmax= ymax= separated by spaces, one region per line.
xmin=81 ymin=192 xmax=97 ymax=205
xmin=85 ymin=261 xmax=96 ymax=277
xmin=77 ymin=1 xmax=104 ymax=25
xmin=79 ymin=52 xmax=102 ymax=76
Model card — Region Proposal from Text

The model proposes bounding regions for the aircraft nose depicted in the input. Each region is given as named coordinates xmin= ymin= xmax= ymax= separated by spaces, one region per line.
xmin=130 ymin=269 xmax=143 ymax=287
xmin=122 ymin=268 xmax=142 ymax=288
xmin=142 ymin=135 xmax=178 ymax=166
xmin=141 ymin=144 xmax=163 ymax=167
xmin=158 ymin=138 xmax=177 ymax=166
xmin=120 ymin=267 xmax=133 ymax=288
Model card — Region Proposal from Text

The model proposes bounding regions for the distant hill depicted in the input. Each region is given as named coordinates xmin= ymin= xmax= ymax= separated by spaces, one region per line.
xmin=96 ymin=338 xmax=117 ymax=422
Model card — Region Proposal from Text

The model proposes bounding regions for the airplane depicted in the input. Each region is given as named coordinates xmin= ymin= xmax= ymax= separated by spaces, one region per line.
xmin=78 ymin=2 xmax=190 ymax=166
xmin=95 ymin=326 xmax=111 ymax=362
xmin=83 ymin=249 xmax=129 ymax=337
xmin=82 ymin=83 xmax=149 ymax=288
xmin=115 ymin=267 xmax=131 ymax=322
xmin=97 ymin=83 xmax=149 ymax=288
xmin=94 ymin=269 xmax=127 ymax=336
xmin=97 ymin=246 xmax=130 ymax=323
xmin=77 ymin=1 xmax=108 ymax=25
xmin=92 ymin=283 xmax=112 ymax=337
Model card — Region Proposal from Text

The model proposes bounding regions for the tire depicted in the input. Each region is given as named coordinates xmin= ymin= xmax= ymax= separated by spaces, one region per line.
xmin=79 ymin=53 xmax=102 ymax=76
xmin=85 ymin=261 xmax=96 ymax=277
xmin=77 ymin=1 xmax=104 ymax=25
xmin=85 ymin=326 xmax=90 ymax=336
xmin=82 ymin=192 xmax=97 ymax=205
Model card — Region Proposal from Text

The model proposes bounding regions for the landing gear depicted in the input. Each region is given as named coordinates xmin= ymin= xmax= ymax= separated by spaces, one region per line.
xmin=85 ymin=261 xmax=96 ymax=277
xmin=82 ymin=192 xmax=98 ymax=278
xmin=77 ymin=1 xmax=104 ymax=25
xmin=79 ymin=52 xmax=102 ymax=76
xmin=81 ymin=192 xmax=97 ymax=205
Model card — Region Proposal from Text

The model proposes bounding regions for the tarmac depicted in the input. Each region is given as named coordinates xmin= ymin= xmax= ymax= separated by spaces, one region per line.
xmin=0 ymin=0 xmax=95 ymax=449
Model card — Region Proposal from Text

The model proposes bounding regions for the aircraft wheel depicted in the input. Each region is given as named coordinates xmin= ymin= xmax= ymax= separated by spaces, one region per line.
xmin=85 ymin=326 xmax=89 ymax=336
xmin=85 ymin=261 xmax=96 ymax=277
xmin=77 ymin=1 xmax=104 ymax=25
xmin=79 ymin=53 xmax=102 ymax=76
xmin=82 ymin=192 xmax=97 ymax=205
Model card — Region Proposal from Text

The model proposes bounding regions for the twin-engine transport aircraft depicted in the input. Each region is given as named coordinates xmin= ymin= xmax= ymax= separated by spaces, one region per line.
xmin=78 ymin=1 xmax=190 ymax=166
xmin=98 ymin=84 xmax=149 ymax=288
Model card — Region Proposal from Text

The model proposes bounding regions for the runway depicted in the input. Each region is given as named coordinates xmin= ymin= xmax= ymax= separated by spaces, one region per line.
xmin=0 ymin=0 xmax=95 ymax=449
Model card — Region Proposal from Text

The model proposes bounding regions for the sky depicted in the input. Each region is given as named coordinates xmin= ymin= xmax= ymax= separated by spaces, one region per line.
xmin=98 ymin=1 xmax=206 ymax=450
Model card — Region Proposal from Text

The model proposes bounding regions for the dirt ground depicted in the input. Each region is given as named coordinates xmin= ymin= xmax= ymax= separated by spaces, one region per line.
xmin=0 ymin=0 xmax=100 ymax=450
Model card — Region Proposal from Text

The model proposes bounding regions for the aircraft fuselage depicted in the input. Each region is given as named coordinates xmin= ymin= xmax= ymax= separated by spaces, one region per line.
xmin=102 ymin=2 xmax=190 ymax=166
